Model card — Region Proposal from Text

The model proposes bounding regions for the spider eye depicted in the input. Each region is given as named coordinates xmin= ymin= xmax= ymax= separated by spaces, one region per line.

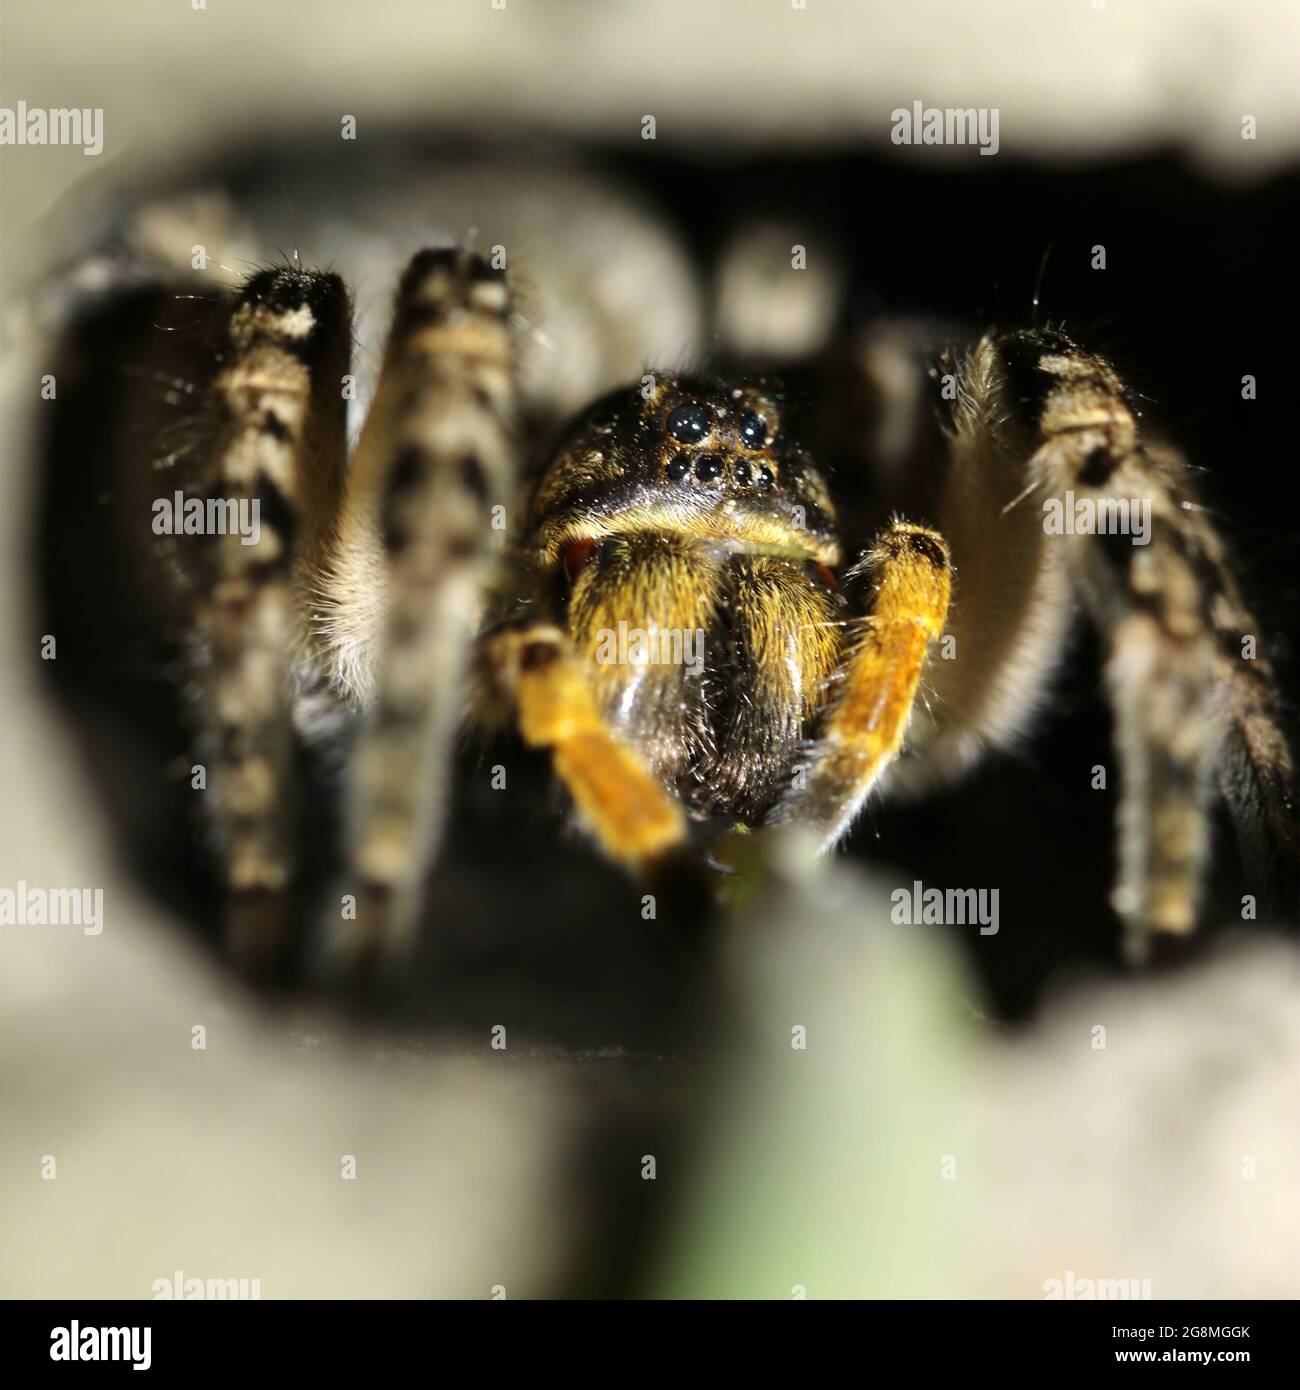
xmin=739 ymin=412 xmax=768 ymax=448
xmin=666 ymin=452 xmax=693 ymax=481
xmin=694 ymin=455 xmax=722 ymax=482
xmin=667 ymin=403 xmax=710 ymax=444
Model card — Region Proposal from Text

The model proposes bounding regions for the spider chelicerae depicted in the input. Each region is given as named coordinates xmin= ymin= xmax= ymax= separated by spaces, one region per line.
xmin=35 ymin=159 xmax=1296 ymax=979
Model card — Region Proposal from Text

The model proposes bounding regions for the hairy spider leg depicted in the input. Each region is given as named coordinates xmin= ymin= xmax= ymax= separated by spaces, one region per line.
xmin=197 ymin=267 xmax=349 ymax=969
xmin=320 ymin=249 xmax=517 ymax=968
xmin=769 ymin=518 xmax=952 ymax=848
xmin=484 ymin=623 xmax=687 ymax=868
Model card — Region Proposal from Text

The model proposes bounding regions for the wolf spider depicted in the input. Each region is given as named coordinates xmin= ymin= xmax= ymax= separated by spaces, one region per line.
xmin=40 ymin=170 xmax=1295 ymax=977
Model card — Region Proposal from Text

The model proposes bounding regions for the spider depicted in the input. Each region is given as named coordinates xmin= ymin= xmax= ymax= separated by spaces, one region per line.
xmin=34 ymin=162 xmax=1296 ymax=978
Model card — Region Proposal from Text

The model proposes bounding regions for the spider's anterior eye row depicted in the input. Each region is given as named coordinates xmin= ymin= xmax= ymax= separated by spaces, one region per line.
xmin=667 ymin=403 xmax=711 ymax=444
xmin=665 ymin=453 xmax=774 ymax=488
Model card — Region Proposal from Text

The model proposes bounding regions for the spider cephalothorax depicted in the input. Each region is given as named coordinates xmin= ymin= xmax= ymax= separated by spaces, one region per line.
xmin=528 ymin=378 xmax=839 ymax=570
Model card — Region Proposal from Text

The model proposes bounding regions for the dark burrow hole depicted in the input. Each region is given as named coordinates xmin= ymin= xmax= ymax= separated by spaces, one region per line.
xmin=29 ymin=139 xmax=1299 ymax=1055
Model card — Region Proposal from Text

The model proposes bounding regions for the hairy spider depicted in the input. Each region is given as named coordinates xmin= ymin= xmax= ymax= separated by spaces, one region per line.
xmin=32 ymin=163 xmax=1296 ymax=977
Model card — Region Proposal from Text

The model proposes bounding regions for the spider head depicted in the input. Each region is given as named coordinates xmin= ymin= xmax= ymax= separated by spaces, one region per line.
xmin=528 ymin=374 xmax=840 ymax=568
